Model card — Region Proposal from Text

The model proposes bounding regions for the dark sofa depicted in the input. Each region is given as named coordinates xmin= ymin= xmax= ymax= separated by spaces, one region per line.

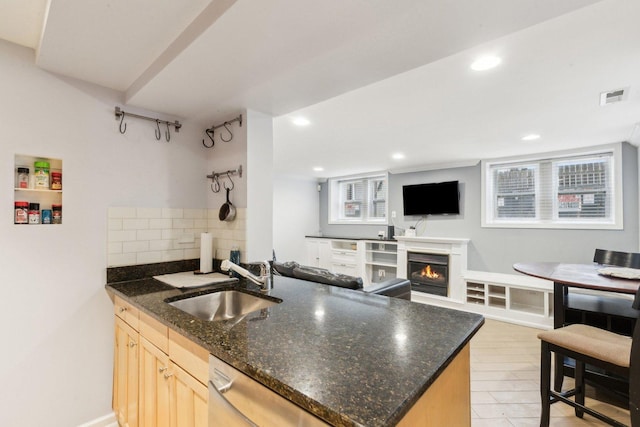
xmin=273 ymin=261 xmax=411 ymax=301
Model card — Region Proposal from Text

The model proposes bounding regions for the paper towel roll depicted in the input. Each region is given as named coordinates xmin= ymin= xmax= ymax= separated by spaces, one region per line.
xmin=200 ymin=233 xmax=213 ymax=273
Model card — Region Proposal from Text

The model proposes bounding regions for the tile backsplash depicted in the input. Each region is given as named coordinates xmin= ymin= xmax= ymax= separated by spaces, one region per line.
xmin=107 ymin=207 xmax=247 ymax=267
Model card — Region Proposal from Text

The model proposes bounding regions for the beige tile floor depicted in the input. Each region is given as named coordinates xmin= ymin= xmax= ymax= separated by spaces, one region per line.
xmin=470 ymin=319 xmax=631 ymax=427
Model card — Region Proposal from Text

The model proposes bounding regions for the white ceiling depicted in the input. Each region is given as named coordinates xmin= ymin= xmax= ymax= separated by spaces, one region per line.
xmin=2 ymin=0 xmax=638 ymax=178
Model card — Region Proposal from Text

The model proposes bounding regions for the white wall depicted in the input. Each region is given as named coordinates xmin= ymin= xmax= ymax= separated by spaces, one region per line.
xmin=0 ymin=40 xmax=209 ymax=427
xmin=246 ymin=110 xmax=274 ymax=261
xmin=272 ymin=176 xmax=319 ymax=262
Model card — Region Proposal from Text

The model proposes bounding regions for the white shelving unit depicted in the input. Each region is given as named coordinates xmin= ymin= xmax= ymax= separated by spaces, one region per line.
xmin=462 ymin=271 xmax=553 ymax=328
xmin=362 ymin=240 xmax=398 ymax=284
xmin=330 ymin=239 xmax=359 ymax=276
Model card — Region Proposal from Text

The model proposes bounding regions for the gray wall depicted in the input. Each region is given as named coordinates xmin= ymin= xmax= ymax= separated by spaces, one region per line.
xmin=320 ymin=143 xmax=639 ymax=274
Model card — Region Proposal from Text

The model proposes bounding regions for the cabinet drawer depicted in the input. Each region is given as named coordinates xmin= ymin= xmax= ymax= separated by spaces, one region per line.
xmin=331 ymin=250 xmax=357 ymax=263
xmin=114 ymin=295 xmax=139 ymax=330
xmin=169 ymin=329 xmax=209 ymax=386
xmin=331 ymin=263 xmax=358 ymax=276
xmin=139 ymin=311 xmax=169 ymax=354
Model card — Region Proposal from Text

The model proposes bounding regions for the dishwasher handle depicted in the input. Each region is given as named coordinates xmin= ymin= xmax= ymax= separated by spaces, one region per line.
xmin=209 ymin=368 xmax=258 ymax=427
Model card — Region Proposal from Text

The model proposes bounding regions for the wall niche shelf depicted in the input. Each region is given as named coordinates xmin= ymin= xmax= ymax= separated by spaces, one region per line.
xmin=14 ymin=154 xmax=63 ymax=225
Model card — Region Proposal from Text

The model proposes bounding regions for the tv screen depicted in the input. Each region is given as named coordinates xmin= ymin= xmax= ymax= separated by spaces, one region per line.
xmin=402 ymin=181 xmax=460 ymax=216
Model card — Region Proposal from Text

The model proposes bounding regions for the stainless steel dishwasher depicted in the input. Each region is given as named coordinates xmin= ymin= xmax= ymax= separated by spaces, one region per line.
xmin=208 ymin=354 xmax=329 ymax=427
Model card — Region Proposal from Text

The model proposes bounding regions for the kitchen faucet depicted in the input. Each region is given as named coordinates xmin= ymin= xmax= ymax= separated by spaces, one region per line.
xmin=221 ymin=259 xmax=272 ymax=292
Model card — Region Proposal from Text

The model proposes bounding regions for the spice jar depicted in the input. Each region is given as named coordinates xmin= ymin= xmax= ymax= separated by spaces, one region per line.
xmin=17 ymin=167 xmax=29 ymax=189
xmin=50 ymin=171 xmax=62 ymax=190
xmin=34 ymin=161 xmax=50 ymax=189
xmin=28 ymin=203 xmax=40 ymax=224
xmin=42 ymin=209 xmax=52 ymax=224
xmin=14 ymin=201 xmax=28 ymax=224
xmin=52 ymin=204 xmax=62 ymax=224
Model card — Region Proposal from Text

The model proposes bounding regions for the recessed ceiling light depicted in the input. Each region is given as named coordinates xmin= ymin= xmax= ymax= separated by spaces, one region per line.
xmin=292 ymin=117 xmax=310 ymax=126
xmin=521 ymin=134 xmax=541 ymax=141
xmin=313 ymin=166 xmax=324 ymax=172
xmin=470 ymin=55 xmax=502 ymax=71
xmin=392 ymin=153 xmax=405 ymax=160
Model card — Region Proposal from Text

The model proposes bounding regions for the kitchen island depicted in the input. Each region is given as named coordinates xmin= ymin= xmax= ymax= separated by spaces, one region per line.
xmin=106 ymin=273 xmax=483 ymax=426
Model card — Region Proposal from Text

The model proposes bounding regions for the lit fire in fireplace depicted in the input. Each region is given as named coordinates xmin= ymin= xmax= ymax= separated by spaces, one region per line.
xmin=420 ymin=265 xmax=441 ymax=279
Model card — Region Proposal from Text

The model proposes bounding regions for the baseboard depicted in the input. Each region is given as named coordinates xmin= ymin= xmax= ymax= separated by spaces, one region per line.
xmin=77 ymin=413 xmax=117 ymax=427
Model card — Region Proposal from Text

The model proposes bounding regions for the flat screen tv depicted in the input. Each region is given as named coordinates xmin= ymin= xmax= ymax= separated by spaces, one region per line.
xmin=402 ymin=180 xmax=460 ymax=216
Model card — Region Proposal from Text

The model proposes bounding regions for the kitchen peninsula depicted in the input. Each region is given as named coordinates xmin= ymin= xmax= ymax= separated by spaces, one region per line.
xmin=106 ymin=271 xmax=484 ymax=426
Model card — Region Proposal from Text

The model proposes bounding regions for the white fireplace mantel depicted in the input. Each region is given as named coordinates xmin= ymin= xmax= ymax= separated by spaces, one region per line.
xmin=396 ymin=236 xmax=469 ymax=302
xmin=395 ymin=236 xmax=470 ymax=245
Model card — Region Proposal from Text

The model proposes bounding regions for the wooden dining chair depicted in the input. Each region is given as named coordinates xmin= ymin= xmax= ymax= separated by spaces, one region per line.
xmin=538 ymin=284 xmax=640 ymax=426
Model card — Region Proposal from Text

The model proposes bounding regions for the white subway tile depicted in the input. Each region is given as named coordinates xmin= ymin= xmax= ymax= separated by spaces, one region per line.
xmin=108 ymin=207 xmax=136 ymax=218
xmin=191 ymin=228 xmax=207 ymax=236
xmin=123 ymin=218 xmax=149 ymax=230
xmin=108 ymin=253 xmax=137 ymax=267
xmin=108 ymin=242 xmax=122 ymax=254
xmin=108 ymin=218 xmax=122 ymax=231
xmin=194 ymin=219 xmax=208 ymax=229
xmin=149 ymin=218 xmax=172 ymax=229
xmin=137 ymin=229 xmax=162 ymax=241
xmin=161 ymin=249 xmax=184 ymax=262
xmin=184 ymin=209 xmax=206 ymax=219
xmin=149 ymin=240 xmax=173 ymax=251
xmin=123 ymin=241 xmax=149 ymax=253
xmin=162 ymin=208 xmax=183 ymax=219
xmin=108 ymin=230 xmax=137 ymax=242
xmin=137 ymin=251 xmax=162 ymax=264
xmin=162 ymin=229 xmax=183 ymax=240
xmin=136 ymin=208 xmax=162 ymax=218
xmin=173 ymin=218 xmax=194 ymax=229
xmin=184 ymin=248 xmax=200 ymax=259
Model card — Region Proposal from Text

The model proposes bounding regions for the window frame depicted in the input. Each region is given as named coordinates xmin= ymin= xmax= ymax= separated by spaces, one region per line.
xmin=481 ymin=144 xmax=623 ymax=230
xmin=328 ymin=172 xmax=389 ymax=225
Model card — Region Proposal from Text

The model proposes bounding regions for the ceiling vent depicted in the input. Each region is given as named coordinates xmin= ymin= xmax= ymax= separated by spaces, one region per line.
xmin=600 ymin=87 xmax=629 ymax=106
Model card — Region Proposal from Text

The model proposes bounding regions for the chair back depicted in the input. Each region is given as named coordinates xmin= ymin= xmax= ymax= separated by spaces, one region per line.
xmin=594 ymin=249 xmax=640 ymax=269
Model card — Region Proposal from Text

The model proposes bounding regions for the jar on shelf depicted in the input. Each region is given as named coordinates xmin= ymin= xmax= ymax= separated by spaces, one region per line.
xmin=34 ymin=161 xmax=50 ymax=189
xmin=52 ymin=204 xmax=62 ymax=224
xmin=16 ymin=167 xmax=29 ymax=189
xmin=28 ymin=203 xmax=40 ymax=224
xmin=50 ymin=171 xmax=62 ymax=190
xmin=42 ymin=209 xmax=52 ymax=224
xmin=14 ymin=201 xmax=28 ymax=224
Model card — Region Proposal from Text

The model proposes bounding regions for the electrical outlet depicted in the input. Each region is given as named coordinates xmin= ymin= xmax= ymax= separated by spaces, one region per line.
xmin=391 ymin=210 xmax=397 ymax=218
xmin=378 ymin=269 xmax=385 ymax=278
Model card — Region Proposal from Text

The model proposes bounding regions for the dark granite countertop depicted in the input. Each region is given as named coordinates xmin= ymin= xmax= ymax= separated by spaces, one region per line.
xmin=106 ymin=275 xmax=483 ymax=426
xmin=305 ymin=235 xmax=397 ymax=242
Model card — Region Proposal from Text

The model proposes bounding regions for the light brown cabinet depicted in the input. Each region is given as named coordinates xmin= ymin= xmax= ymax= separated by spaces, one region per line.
xmin=114 ymin=310 xmax=139 ymax=427
xmin=112 ymin=296 xmax=208 ymax=427
xmin=139 ymin=336 xmax=170 ymax=427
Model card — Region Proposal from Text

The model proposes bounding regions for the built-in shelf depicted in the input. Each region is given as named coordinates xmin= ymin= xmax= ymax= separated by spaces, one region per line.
xmin=461 ymin=272 xmax=553 ymax=328
xmin=14 ymin=154 xmax=63 ymax=225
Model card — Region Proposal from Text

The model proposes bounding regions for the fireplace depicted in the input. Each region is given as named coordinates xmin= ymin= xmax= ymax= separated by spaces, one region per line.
xmin=407 ymin=252 xmax=449 ymax=296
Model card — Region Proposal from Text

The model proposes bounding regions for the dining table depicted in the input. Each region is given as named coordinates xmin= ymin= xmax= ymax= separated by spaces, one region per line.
xmin=513 ymin=262 xmax=640 ymax=392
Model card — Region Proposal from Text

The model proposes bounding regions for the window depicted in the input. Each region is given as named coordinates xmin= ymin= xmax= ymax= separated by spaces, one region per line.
xmin=482 ymin=146 xmax=622 ymax=229
xmin=329 ymin=173 xmax=388 ymax=224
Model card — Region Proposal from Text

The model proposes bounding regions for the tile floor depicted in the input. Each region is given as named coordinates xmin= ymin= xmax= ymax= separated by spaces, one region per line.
xmin=470 ymin=319 xmax=631 ymax=427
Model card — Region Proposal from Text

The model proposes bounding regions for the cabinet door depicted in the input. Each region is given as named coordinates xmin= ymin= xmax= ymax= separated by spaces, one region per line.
xmin=305 ymin=239 xmax=320 ymax=267
xmin=317 ymin=241 xmax=331 ymax=269
xmin=114 ymin=317 xmax=139 ymax=427
xmin=170 ymin=362 xmax=208 ymax=427
xmin=139 ymin=337 xmax=171 ymax=427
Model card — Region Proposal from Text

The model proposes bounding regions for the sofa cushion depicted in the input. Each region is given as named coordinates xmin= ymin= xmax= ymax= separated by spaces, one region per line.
xmin=272 ymin=261 xmax=300 ymax=277
xmin=292 ymin=266 xmax=363 ymax=290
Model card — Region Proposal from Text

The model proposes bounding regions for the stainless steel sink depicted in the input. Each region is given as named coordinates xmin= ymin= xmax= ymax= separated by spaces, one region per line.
xmin=167 ymin=290 xmax=280 ymax=321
